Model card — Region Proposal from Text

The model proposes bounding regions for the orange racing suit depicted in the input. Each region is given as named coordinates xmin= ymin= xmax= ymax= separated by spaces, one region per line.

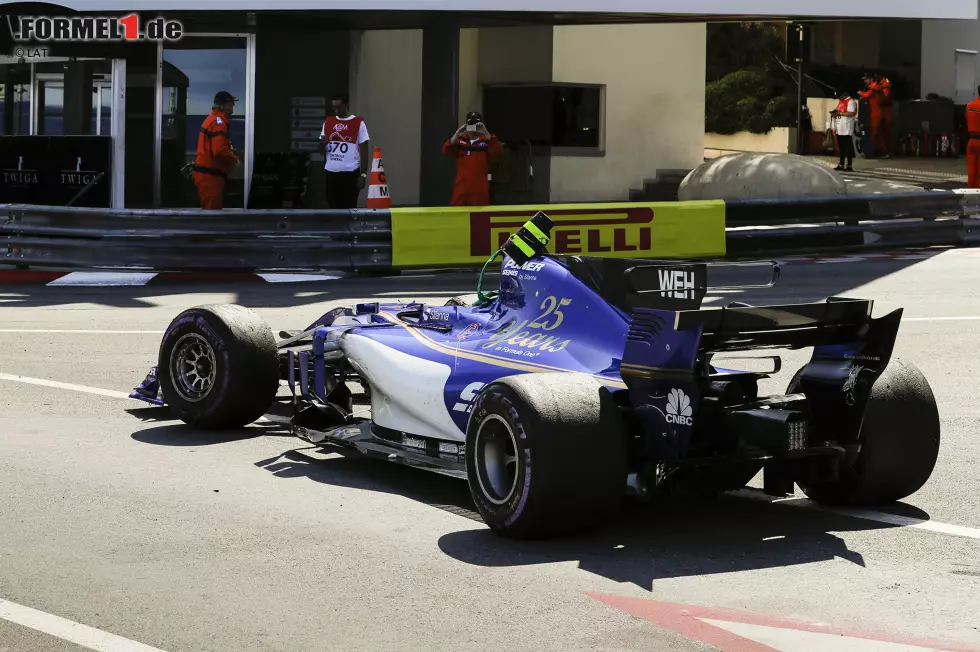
xmin=966 ymin=97 xmax=980 ymax=188
xmin=442 ymin=133 xmax=503 ymax=206
xmin=193 ymin=109 xmax=239 ymax=210
xmin=876 ymin=77 xmax=893 ymax=155
xmin=859 ymin=80 xmax=892 ymax=155
xmin=858 ymin=82 xmax=880 ymax=150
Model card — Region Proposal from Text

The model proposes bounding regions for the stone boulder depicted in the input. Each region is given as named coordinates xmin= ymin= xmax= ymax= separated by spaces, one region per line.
xmin=677 ymin=152 xmax=846 ymax=201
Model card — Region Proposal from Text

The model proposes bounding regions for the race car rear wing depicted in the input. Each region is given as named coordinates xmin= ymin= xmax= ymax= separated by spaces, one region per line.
xmin=672 ymin=297 xmax=877 ymax=352
xmin=561 ymin=255 xmax=779 ymax=314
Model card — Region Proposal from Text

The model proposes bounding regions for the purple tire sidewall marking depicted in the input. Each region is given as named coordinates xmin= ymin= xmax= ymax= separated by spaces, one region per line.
xmin=161 ymin=311 xmax=233 ymax=417
xmin=470 ymin=388 xmax=533 ymax=527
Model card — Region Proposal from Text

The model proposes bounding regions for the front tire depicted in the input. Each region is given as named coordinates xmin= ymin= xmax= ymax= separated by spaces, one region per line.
xmin=158 ymin=304 xmax=279 ymax=429
xmin=790 ymin=358 xmax=941 ymax=505
xmin=465 ymin=373 xmax=629 ymax=539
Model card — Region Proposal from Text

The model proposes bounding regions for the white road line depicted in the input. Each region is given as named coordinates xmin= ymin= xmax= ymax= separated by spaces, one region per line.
xmin=47 ymin=272 xmax=157 ymax=287
xmin=257 ymin=273 xmax=343 ymax=283
xmin=0 ymin=329 xmax=165 ymax=334
xmin=732 ymin=489 xmax=980 ymax=541
xmin=0 ymin=598 xmax=169 ymax=652
xmin=0 ymin=374 xmax=283 ymax=430
xmin=905 ymin=316 xmax=980 ymax=322
xmin=0 ymin=373 xmax=132 ymax=400
xmin=701 ymin=618 xmax=947 ymax=652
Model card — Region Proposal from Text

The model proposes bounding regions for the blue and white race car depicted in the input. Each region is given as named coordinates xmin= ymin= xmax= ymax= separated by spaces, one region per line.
xmin=130 ymin=212 xmax=941 ymax=539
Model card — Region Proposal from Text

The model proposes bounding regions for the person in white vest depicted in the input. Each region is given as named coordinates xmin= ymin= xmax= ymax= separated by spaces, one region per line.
xmin=831 ymin=90 xmax=859 ymax=172
xmin=319 ymin=94 xmax=370 ymax=209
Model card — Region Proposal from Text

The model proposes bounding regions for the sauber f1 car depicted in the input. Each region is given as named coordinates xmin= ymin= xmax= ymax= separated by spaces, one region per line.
xmin=130 ymin=212 xmax=941 ymax=539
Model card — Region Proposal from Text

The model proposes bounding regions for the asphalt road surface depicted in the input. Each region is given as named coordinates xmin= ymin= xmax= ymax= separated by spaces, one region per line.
xmin=1 ymin=248 xmax=980 ymax=652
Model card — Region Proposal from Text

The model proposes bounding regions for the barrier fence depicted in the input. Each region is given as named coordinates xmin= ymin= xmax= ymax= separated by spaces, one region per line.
xmin=2 ymin=191 xmax=979 ymax=272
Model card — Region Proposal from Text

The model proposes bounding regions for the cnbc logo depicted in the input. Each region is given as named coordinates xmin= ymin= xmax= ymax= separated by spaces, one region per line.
xmin=469 ymin=207 xmax=655 ymax=257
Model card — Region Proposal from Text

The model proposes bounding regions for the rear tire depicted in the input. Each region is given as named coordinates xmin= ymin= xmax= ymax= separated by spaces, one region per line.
xmin=158 ymin=304 xmax=279 ymax=430
xmin=789 ymin=358 xmax=940 ymax=505
xmin=465 ymin=373 xmax=629 ymax=539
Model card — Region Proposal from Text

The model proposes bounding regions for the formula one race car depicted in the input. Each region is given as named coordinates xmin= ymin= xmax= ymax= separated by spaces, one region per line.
xmin=130 ymin=212 xmax=941 ymax=539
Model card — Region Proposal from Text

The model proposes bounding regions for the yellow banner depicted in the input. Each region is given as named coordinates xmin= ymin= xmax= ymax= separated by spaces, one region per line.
xmin=390 ymin=201 xmax=727 ymax=268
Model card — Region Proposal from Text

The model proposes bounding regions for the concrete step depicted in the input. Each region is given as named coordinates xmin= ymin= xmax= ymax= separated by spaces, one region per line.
xmin=629 ymin=168 xmax=692 ymax=202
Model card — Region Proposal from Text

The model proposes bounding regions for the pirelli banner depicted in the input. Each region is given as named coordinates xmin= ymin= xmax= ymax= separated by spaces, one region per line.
xmin=389 ymin=201 xmax=727 ymax=268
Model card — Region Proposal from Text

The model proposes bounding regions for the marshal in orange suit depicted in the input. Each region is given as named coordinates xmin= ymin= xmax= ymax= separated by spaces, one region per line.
xmin=193 ymin=90 xmax=240 ymax=210
xmin=858 ymin=73 xmax=892 ymax=157
xmin=966 ymin=87 xmax=980 ymax=188
xmin=443 ymin=111 xmax=503 ymax=206
xmin=875 ymin=76 xmax=893 ymax=157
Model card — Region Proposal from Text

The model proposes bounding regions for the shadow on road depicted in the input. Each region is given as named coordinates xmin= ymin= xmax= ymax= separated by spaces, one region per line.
xmin=0 ymin=270 xmax=478 ymax=310
xmin=131 ymin=421 xmax=293 ymax=446
xmin=251 ymin=437 xmax=936 ymax=590
xmin=437 ymin=495 xmax=929 ymax=590
xmin=130 ymin=418 xmax=934 ymax=591
xmin=253 ymin=448 xmax=483 ymax=523
xmin=0 ymin=254 xmax=948 ymax=313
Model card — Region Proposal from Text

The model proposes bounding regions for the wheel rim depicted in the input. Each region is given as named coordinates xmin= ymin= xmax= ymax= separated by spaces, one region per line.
xmin=169 ymin=333 xmax=217 ymax=403
xmin=474 ymin=414 xmax=520 ymax=505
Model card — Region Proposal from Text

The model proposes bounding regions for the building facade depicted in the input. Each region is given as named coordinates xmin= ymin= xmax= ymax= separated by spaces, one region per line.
xmin=0 ymin=2 xmax=974 ymax=209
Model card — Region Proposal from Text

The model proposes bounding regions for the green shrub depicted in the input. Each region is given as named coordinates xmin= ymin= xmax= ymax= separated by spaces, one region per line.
xmin=705 ymin=22 xmax=811 ymax=135
xmin=706 ymin=69 xmax=795 ymax=134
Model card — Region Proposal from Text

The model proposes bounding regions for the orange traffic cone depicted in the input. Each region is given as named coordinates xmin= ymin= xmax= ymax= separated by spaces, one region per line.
xmin=366 ymin=147 xmax=390 ymax=209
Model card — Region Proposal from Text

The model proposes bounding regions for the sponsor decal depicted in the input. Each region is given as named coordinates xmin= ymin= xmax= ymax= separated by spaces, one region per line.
xmin=504 ymin=259 xmax=545 ymax=273
xmin=842 ymin=365 xmax=864 ymax=406
xmin=502 ymin=259 xmax=546 ymax=278
xmin=470 ymin=208 xmax=654 ymax=258
xmin=438 ymin=442 xmax=461 ymax=455
xmin=426 ymin=309 xmax=451 ymax=322
xmin=658 ymin=269 xmax=696 ymax=300
xmin=452 ymin=382 xmax=486 ymax=413
xmin=59 ymin=156 xmax=102 ymax=189
xmin=665 ymin=388 xmax=693 ymax=426
xmin=481 ymin=295 xmax=572 ymax=356
xmin=2 ymin=155 xmax=39 ymax=186
xmin=456 ymin=323 xmax=481 ymax=341
xmin=402 ymin=435 xmax=427 ymax=450
xmin=389 ymin=201 xmax=726 ymax=269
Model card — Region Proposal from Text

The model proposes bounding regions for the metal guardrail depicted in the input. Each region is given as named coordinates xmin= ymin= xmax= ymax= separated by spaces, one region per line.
xmin=723 ymin=190 xmax=980 ymax=256
xmin=2 ymin=192 xmax=979 ymax=273
xmin=727 ymin=216 xmax=980 ymax=256
xmin=725 ymin=190 xmax=980 ymax=226
xmin=1 ymin=205 xmax=392 ymax=271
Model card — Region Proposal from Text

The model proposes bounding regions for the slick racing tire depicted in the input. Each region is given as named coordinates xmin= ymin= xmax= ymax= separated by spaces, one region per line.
xmin=788 ymin=358 xmax=940 ymax=505
xmin=465 ymin=373 xmax=629 ymax=539
xmin=158 ymin=304 xmax=279 ymax=430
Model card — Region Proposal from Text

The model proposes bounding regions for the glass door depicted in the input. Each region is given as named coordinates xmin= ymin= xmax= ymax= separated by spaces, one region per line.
xmin=0 ymin=57 xmax=112 ymax=136
xmin=0 ymin=58 xmax=32 ymax=135
xmin=36 ymin=74 xmax=64 ymax=135
xmin=93 ymin=82 xmax=111 ymax=136
xmin=34 ymin=61 xmax=114 ymax=136
xmin=157 ymin=34 xmax=252 ymax=208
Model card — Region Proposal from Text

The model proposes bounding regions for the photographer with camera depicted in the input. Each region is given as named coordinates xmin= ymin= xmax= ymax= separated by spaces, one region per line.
xmin=442 ymin=111 xmax=503 ymax=206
